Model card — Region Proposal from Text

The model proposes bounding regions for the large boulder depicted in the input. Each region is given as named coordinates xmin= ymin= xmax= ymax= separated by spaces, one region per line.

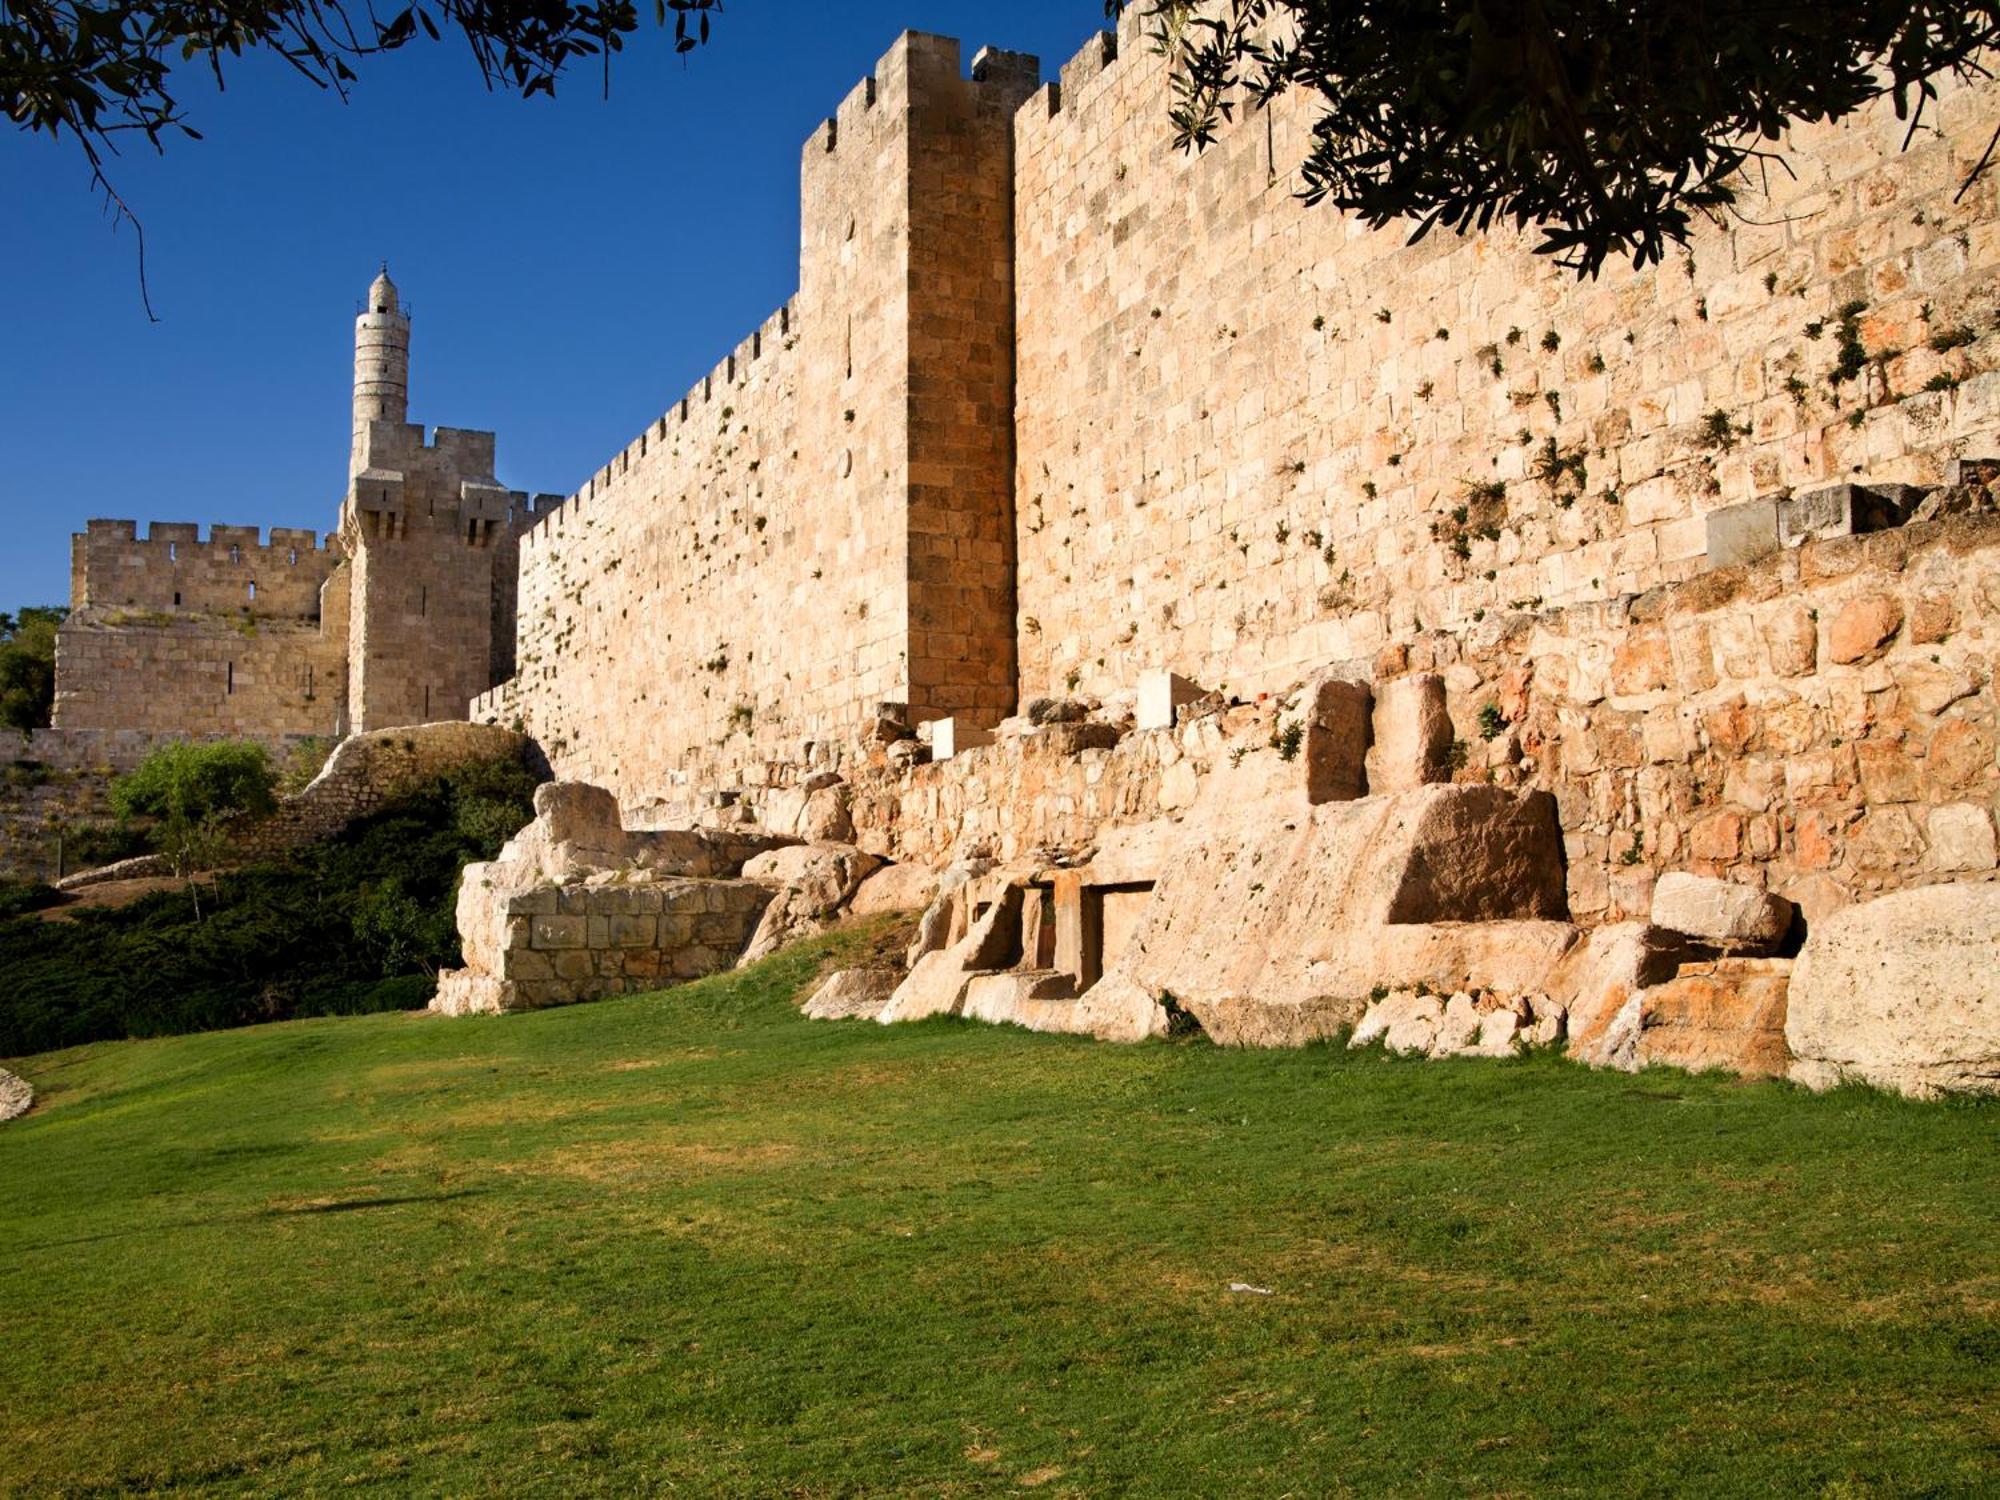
xmin=1547 ymin=921 xmax=1712 ymax=1069
xmin=801 ymin=968 xmax=902 ymax=1021
xmin=1650 ymin=873 xmax=1794 ymax=954
xmin=0 ymin=1068 xmax=31 ymax=1123
xmin=1786 ymin=883 xmax=2000 ymax=1097
xmin=741 ymin=843 xmax=883 ymax=961
xmin=1633 ymin=959 xmax=1792 ymax=1078
xmin=850 ymin=862 xmax=943 ymax=917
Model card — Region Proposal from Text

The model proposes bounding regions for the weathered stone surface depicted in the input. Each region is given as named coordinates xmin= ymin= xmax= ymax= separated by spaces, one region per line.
xmin=801 ymin=967 xmax=903 ymax=1021
xmin=1302 ymin=675 xmax=1372 ymax=804
xmin=0 ymin=1067 xmax=33 ymax=1123
xmin=1634 ymin=959 xmax=1792 ymax=1077
xmin=1545 ymin=922 xmax=1704 ymax=1068
xmin=741 ymin=842 xmax=884 ymax=961
xmin=1706 ymin=497 xmax=1779 ymax=569
xmin=1826 ymin=594 xmax=1903 ymax=665
xmin=1098 ymin=777 xmax=1574 ymax=1043
xmin=849 ymin=862 xmax=943 ymax=916
xmin=1351 ymin=992 xmax=1443 ymax=1054
xmin=1649 ymin=872 xmax=1794 ymax=953
xmin=1365 ymin=674 xmax=1452 ymax=792
xmin=879 ymin=887 xmax=1022 ymax=1024
xmin=1787 ymin=883 xmax=2000 ymax=1096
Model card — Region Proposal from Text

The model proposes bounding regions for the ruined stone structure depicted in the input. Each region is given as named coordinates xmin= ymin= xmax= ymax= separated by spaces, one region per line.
xmin=53 ymin=270 xmax=556 ymax=750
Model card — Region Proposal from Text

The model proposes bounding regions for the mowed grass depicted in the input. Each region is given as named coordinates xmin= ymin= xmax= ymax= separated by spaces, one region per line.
xmin=1 ymin=920 xmax=1995 ymax=1498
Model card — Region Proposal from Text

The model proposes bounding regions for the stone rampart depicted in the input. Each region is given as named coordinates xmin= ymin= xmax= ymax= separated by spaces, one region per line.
xmin=478 ymin=33 xmax=1039 ymax=796
xmin=55 ymin=613 xmax=348 ymax=739
xmin=1009 ymin=17 xmax=2000 ymax=707
xmin=71 ymin=519 xmax=339 ymax=618
xmin=224 ymin=721 xmax=535 ymax=862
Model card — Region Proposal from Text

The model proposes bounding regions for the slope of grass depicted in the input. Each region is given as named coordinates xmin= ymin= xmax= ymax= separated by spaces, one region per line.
xmin=1 ymin=921 xmax=1994 ymax=1497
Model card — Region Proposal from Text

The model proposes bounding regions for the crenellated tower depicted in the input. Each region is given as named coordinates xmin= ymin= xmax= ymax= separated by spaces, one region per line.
xmin=340 ymin=270 xmax=555 ymax=732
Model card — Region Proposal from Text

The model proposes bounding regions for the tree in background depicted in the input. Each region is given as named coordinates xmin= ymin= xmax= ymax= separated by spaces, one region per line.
xmin=1110 ymin=1 xmax=2000 ymax=275
xmin=0 ymin=607 xmax=66 ymax=731
xmin=111 ymin=740 xmax=276 ymax=882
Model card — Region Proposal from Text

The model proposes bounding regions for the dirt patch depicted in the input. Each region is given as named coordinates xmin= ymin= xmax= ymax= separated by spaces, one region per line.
xmin=33 ymin=875 xmax=212 ymax=921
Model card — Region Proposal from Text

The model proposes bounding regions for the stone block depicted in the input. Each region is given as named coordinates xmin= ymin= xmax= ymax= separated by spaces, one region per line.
xmin=1787 ymin=882 xmax=2000 ymax=1097
xmin=610 ymin=913 xmax=658 ymax=948
xmin=932 ymin=717 xmax=995 ymax=760
xmin=1303 ymin=676 xmax=1371 ymax=804
xmin=801 ymin=968 xmax=903 ymax=1021
xmin=1649 ymin=872 xmax=1794 ymax=953
xmin=531 ymin=914 xmax=587 ymax=950
xmin=1365 ymin=673 xmax=1452 ymax=792
xmin=1827 ymin=593 xmax=1903 ymax=664
xmin=1137 ymin=671 xmax=1203 ymax=731
xmin=1705 ymin=496 xmax=1779 ymax=569
xmin=1634 ymin=959 xmax=1792 ymax=1078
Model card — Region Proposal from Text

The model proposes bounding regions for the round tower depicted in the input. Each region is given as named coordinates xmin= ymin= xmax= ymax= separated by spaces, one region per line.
xmin=352 ymin=266 xmax=410 ymax=464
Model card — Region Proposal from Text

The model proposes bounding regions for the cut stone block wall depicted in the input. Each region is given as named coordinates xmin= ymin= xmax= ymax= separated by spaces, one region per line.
xmin=55 ymin=613 xmax=348 ymax=738
xmin=479 ymin=33 xmax=1037 ymax=797
xmin=433 ymin=876 xmax=771 ymax=1015
xmin=1011 ymin=16 xmax=2000 ymax=706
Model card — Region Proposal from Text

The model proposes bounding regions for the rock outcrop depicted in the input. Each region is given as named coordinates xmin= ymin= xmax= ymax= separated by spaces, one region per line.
xmin=1786 ymin=883 xmax=2000 ymax=1097
xmin=0 ymin=1068 xmax=32 ymax=1123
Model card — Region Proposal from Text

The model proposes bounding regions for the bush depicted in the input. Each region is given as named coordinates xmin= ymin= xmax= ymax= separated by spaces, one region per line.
xmin=0 ymin=880 xmax=59 ymax=919
xmin=0 ymin=757 xmax=540 ymax=1054
xmin=0 ymin=607 xmax=64 ymax=731
xmin=111 ymin=741 xmax=278 ymax=875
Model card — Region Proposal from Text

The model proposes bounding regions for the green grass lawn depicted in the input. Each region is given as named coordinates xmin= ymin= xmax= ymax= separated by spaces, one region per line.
xmin=2 ymin=919 xmax=1995 ymax=1497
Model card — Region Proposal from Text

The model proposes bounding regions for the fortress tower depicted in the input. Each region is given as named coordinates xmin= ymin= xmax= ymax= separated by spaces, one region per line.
xmin=340 ymin=270 xmax=552 ymax=732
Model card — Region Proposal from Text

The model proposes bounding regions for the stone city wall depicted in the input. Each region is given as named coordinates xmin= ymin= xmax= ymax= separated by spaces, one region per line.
xmin=1011 ymin=14 xmax=2000 ymax=705
xmin=705 ymin=505 xmax=1999 ymax=933
xmin=70 ymin=519 xmax=339 ymax=618
xmin=55 ymin=612 xmax=349 ymax=739
xmin=478 ymin=34 xmax=1039 ymax=798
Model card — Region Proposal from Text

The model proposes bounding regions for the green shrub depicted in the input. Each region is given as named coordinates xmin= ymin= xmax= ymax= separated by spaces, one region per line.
xmin=112 ymin=741 xmax=278 ymax=875
xmin=0 ymin=758 xmax=539 ymax=1054
xmin=0 ymin=879 xmax=59 ymax=919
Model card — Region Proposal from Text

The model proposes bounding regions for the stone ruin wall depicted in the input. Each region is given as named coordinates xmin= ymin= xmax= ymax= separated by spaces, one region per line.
xmin=477 ymin=34 xmax=1037 ymax=795
xmin=825 ymin=514 xmax=2000 ymax=930
xmin=56 ymin=519 xmax=351 ymax=739
xmin=1012 ymin=13 xmax=2000 ymax=702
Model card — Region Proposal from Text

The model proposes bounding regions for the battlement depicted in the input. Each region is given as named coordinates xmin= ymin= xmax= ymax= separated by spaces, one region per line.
xmin=82 ymin=518 xmax=333 ymax=555
xmin=72 ymin=517 xmax=343 ymax=619
xmin=810 ymin=31 xmax=1040 ymax=159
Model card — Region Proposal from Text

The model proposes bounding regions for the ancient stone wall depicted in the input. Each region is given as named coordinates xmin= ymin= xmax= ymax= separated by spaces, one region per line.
xmin=55 ymin=613 xmax=348 ymax=738
xmin=478 ymin=34 xmax=1037 ymax=797
xmin=70 ymin=520 xmax=339 ymax=618
xmin=1010 ymin=14 xmax=2000 ymax=704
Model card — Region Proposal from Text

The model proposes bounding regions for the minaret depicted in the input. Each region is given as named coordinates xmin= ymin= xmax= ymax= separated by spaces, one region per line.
xmin=351 ymin=266 xmax=410 ymax=474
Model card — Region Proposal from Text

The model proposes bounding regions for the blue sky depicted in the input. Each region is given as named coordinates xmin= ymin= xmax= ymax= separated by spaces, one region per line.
xmin=0 ymin=2 xmax=1111 ymax=609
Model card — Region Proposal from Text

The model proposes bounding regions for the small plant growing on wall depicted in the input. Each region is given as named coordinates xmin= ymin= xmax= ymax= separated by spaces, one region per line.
xmin=1477 ymin=703 xmax=1506 ymax=740
xmin=1698 ymin=409 xmax=1748 ymax=452
xmin=1270 ymin=721 xmax=1304 ymax=761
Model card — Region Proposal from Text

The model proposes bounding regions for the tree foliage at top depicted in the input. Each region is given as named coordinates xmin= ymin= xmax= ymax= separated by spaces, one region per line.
xmin=2 ymin=0 xmax=723 ymax=312
xmin=0 ymin=607 xmax=65 ymax=732
xmin=1110 ymin=1 xmax=2000 ymax=275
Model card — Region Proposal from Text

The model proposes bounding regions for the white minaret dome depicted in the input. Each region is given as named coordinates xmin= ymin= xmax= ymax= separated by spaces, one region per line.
xmin=368 ymin=267 xmax=400 ymax=316
xmin=353 ymin=266 xmax=412 ymax=473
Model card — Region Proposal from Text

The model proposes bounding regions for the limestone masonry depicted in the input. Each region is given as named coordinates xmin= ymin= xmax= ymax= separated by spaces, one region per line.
xmin=54 ymin=20 xmax=2000 ymax=1092
xmin=55 ymin=269 xmax=558 ymax=755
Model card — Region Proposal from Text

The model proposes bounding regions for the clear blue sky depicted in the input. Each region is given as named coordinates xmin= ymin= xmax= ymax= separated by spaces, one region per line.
xmin=0 ymin=2 xmax=1109 ymax=610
